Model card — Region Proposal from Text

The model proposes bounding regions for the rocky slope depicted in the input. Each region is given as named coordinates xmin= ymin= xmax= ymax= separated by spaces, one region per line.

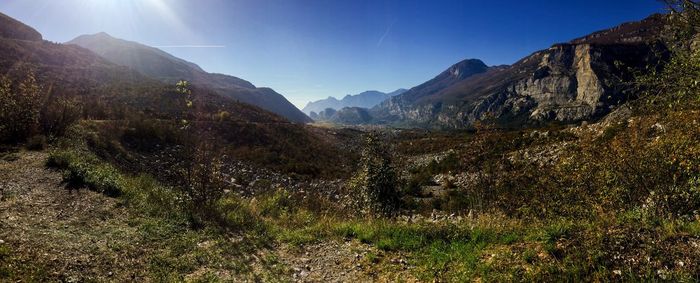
xmin=303 ymin=89 xmax=406 ymax=116
xmin=372 ymin=15 xmax=668 ymax=128
xmin=67 ymin=33 xmax=311 ymax=123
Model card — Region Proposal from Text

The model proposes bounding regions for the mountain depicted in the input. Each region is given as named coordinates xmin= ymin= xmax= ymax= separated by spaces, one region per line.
xmin=0 ymin=12 xmax=42 ymax=41
xmin=0 ymin=28 xmax=280 ymax=124
xmin=372 ymin=15 xmax=669 ymax=128
xmin=302 ymin=88 xmax=406 ymax=116
xmin=0 ymin=12 xmax=350 ymax=177
xmin=67 ymin=33 xmax=311 ymax=123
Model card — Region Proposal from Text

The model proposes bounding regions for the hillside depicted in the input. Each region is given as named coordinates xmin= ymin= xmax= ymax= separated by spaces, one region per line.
xmin=372 ymin=15 xmax=669 ymax=128
xmin=0 ymin=12 xmax=352 ymax=177
xmin=0 ymin=12 xmax=42 ymax=41
xmin=67 ymin=33 xmax=311 ymax=123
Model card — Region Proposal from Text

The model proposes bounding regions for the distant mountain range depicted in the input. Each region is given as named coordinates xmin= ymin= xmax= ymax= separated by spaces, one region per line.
xmin=67 ymin=33 xmax=311 ymax=123
xmin=302 ymin=89 xmax=406 ymax=116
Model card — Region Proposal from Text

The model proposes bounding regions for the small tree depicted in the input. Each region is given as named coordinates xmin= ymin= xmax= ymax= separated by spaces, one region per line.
xmin=0 ymin=69 xmax=42 ymax=143
xmin=40 ymin=95 xmax=82 ymax=140
xmin=174 ymin=80 xmax=227 ymax=226
xmin=629 ymin=1 xmax=700 ymax=112
xmin=349 ymin=133 xmax=400 ymax=217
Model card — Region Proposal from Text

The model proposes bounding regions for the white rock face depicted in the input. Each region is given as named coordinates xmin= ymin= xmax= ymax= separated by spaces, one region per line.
xmin=372 ymin=15 xmax=665 ymax=128
xmin=379 ymin=42 xmax=654 ymax=128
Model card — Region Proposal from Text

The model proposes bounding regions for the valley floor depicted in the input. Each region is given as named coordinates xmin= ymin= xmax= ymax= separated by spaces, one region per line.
xmin=2 ymin=111 xmax=700 ymax=282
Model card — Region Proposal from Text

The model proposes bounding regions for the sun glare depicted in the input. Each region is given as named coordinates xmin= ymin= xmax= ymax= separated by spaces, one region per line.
xmin=75 ymin=0 xmax=190 ymax=37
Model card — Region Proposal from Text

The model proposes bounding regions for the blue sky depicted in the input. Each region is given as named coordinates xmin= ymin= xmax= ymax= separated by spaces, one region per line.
xmin=1 ymin=0 xmax=665 ymax=108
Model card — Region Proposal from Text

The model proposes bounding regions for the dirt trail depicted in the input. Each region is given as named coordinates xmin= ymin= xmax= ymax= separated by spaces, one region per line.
xmin=0 ymin=151 xmax=148 ymax=281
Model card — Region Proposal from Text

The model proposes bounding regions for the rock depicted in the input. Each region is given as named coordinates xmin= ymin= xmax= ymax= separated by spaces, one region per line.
xmin=371 ymin=16 xmax=665 ymax=128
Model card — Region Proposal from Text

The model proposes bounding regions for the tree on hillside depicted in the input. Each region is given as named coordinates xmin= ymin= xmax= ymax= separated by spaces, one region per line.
xmin=349 ymin=133 xmax=400 ymax=217
xmin=0 ymin=68 xmax=42 ymax=144
xmin=174 ymin=80 xmax=227 ymax=226
xmin=634 ymin=0 xmax=700 ymax=111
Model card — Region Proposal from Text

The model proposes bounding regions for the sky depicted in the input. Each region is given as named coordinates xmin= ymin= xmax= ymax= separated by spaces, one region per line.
xmin=0 ymin=0 xmax=666 ymax=109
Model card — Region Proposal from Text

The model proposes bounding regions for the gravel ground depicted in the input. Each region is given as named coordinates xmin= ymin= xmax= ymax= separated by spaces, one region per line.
xmin=278 ymin=240 xmax=417 ymax=283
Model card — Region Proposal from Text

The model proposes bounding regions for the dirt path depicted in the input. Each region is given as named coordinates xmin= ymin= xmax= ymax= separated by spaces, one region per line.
xmin=0 ymin=151 xmax=149 ymax=281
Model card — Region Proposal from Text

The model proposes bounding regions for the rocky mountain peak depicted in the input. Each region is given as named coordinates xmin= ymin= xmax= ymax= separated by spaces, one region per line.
xmin=447 ymin=59 xmax=489 ymax=80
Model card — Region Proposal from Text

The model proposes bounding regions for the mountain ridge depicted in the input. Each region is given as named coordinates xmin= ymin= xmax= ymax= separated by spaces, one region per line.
xmin=0 ymin=12 xmax=42 ymax=41
xmin=67 ymin=32 xmax=311 ymax=123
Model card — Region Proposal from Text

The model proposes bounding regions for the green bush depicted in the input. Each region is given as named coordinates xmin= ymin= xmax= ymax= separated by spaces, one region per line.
xmin=0 ymin=70 xmax=42 ymax=144
xmin=215 ymin=196 xmax=268 ymax=237
xmin=47 ymin=150 xmax=124 ymax=197
xmin=122 ymin=174 xmax=184 ymax=220
xmin=348 ymin=134 xmax=400 ymax=216
xmin=257 ymin=189 xmax=293 ymax=218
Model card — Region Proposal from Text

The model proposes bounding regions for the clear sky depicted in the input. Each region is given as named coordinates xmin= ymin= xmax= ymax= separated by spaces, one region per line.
xmin=0 ymin=0 xmax=666 ymax=108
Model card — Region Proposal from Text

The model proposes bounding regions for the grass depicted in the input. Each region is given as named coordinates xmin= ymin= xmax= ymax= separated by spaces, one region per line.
xmin=259 ymin=206 xmax=700 ymax=281
xmin=39 ymin=147 xmax=286 ymax=280
xmin=46 ymin=149 xmax=125 ymax=197
xmin=0 ymin=244 xmax=50 ymax=281
xmin=25 ymin=150 xmax=700 ymax=281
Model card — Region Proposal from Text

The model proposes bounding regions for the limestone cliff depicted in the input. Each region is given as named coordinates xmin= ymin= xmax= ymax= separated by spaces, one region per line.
xmin=371 ymin=14 xmax=668 ymax=128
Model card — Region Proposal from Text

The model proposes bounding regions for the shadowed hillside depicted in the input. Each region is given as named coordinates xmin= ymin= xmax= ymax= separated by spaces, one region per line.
xmin=67 ymin=33 xmax=311 ymax=123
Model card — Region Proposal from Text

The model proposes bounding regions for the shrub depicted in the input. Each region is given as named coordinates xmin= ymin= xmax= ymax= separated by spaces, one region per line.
xmin=215 ymin=196 xmax=267 ymax=236
xmin=0 ymin=70 xmax=43 ymax=144
xmin=47 ymin=150 xmax=124 ymax=197
xmin=122 ymin=174 xmax=184 ymax=220
xmin=39 ymin=96 xmax=82 ymax=140
xmin=257 ymin=189 xmax=293 ymax=218
xmin=348 ymin=133 xmax=400 ymax=217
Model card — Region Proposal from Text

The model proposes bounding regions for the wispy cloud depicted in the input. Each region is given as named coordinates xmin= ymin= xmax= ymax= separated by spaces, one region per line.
xmin=377 ymin=20 xmax=397 ymax=47
xmin=153 ymin=45 xmax=226 ymax=48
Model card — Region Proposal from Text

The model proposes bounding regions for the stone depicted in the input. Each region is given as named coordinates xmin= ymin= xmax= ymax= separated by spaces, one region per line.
xmin=370 ymin=16 xmax=664 ymax=128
